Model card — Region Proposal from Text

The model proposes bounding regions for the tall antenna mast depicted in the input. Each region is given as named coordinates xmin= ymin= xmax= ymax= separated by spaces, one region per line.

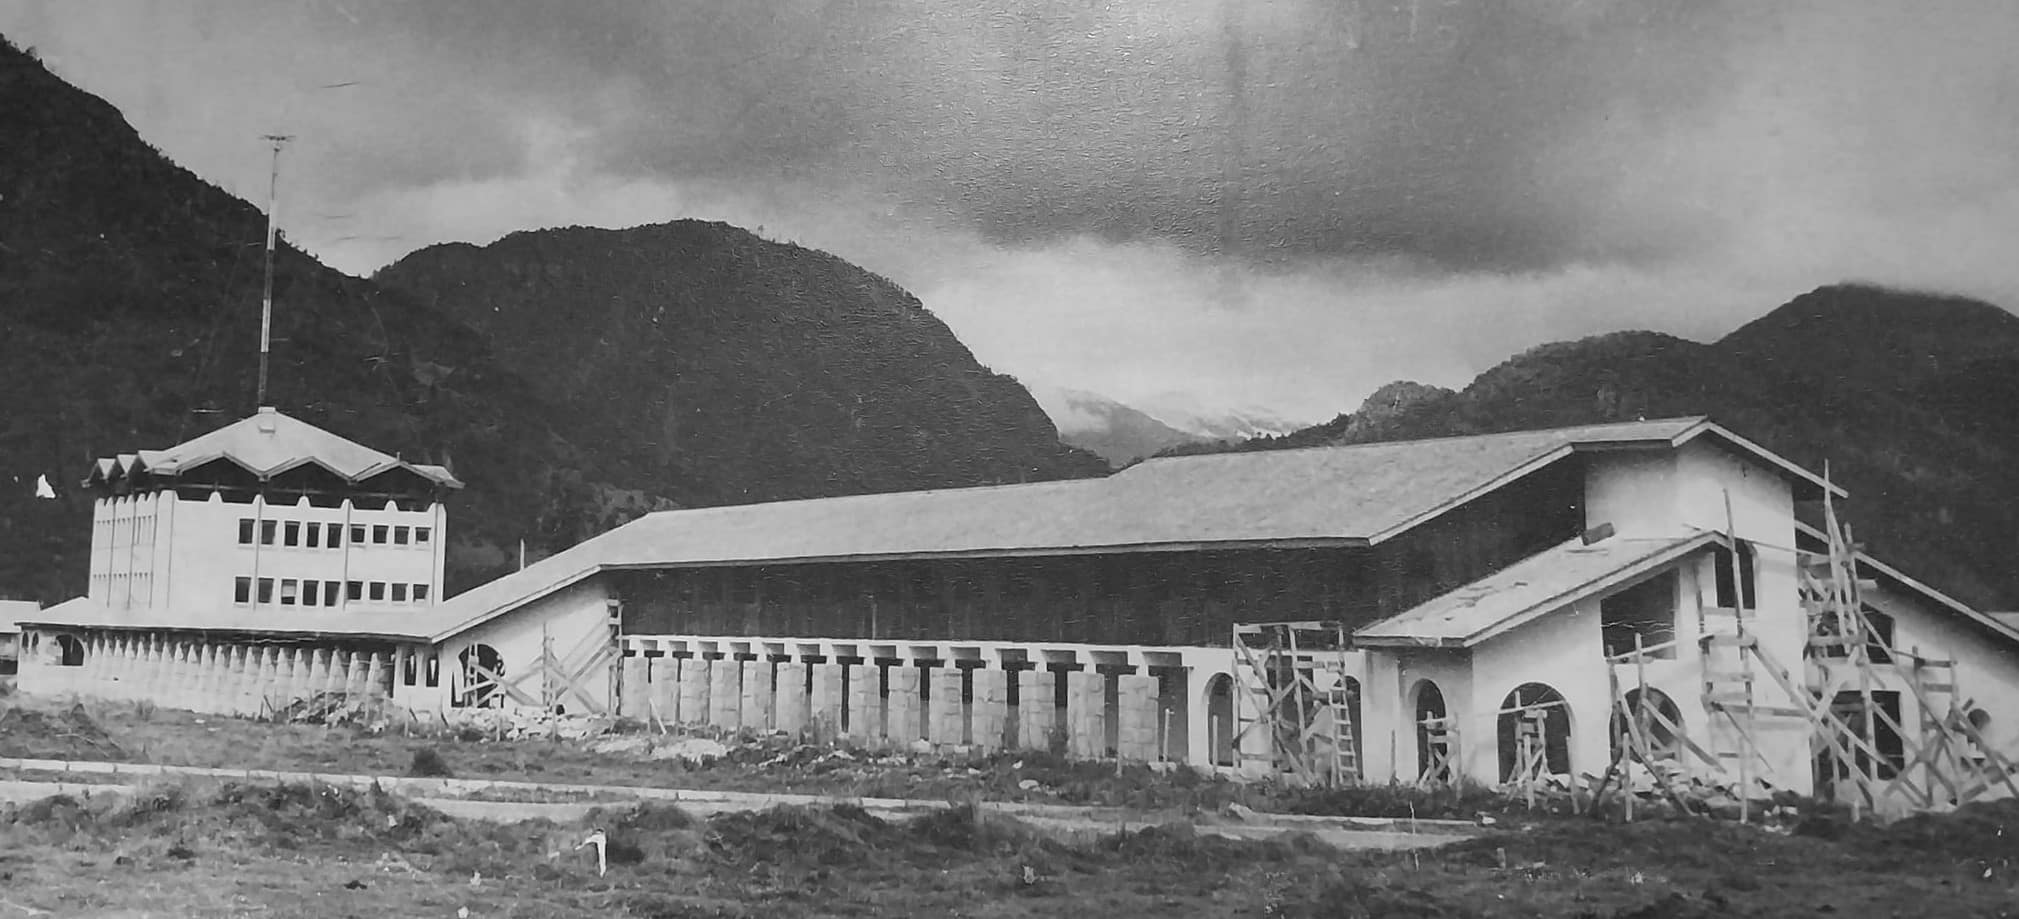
xmin=258 ymin=133 xmax=295 ymax=408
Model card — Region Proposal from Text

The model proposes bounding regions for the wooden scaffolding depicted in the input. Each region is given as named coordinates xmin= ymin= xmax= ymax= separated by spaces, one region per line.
xmin=1230 ymin=620 xmax=1360 ymax=787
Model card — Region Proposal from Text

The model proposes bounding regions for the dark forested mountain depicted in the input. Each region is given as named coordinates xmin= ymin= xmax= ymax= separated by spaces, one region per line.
xmin=1168 ymin=285 xmax=2019 ymax=609
xmin=375 ymin=224 xmax=1104 ymax=507
xmin=0 ymin=36 xmax=1100 ymax=603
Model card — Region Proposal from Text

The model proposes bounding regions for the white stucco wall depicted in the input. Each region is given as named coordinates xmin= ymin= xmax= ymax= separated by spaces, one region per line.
xmin=1468 ymin=595 xmax=1608 ymax=785
xmin=94 ymin=491 xmax=449 ymax=617
xmin=431 ymin=579 xmax=615 ymax=714
xmin=1864 ymin=583 xmax=2019 ymax=758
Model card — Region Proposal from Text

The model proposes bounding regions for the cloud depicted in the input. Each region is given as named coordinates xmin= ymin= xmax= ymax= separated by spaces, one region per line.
xmin=4 ymin=0 xmax=2019 ymax=423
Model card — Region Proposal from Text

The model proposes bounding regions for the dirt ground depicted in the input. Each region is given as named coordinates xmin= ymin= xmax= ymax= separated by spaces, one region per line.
xmin=4 ymin=775 xmax=2019 ymax=917
xmin=0 ymin=698 xmax=1509 ymax=819
xmin=8 ymin=699 xmax=2019 ymax=916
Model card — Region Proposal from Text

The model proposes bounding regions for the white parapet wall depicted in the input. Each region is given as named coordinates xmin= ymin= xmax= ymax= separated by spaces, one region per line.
xmin=617 ymin=633 xmax=1238 ymax=767
xmin=15 ymin=628 xmax=397 ymax=721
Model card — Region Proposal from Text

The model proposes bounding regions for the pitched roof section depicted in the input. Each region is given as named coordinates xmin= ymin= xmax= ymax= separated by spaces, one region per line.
xmin=1793 ymin=521 xmax=2019 ymax=648
xmin=1353 ymin=532 xmax=1721 ymax=648
xmin=83 ymin=407 xmax=463 ymax=491
xmin=16 ymin=597 xmax=435 ymax=641
xmin=405 ymin=416 xmax=1831 ymax=643
xmin=0 ymin=600 xmax=36 ymax=635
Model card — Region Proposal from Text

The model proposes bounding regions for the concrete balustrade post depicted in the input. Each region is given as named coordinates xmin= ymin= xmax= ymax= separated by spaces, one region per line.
xmin=809 ymin=663 xmax=843 ymax=739
xmin=619 ymin=655 xmax=650 ymax=720
xmin=929 ymin=666 xmax=965 ymax=748
xmin=648 ymin=657 xmax=680 ymax=723
xmin=1116 ymin=675 xmax=1160 ymax=762
xmin=971 ymin=668 xmax=1008 ymax=754
xmin=364 ymin=653 xmax=388 ymax=720
xmin=740 ymin=659 xmax=774 ymax=733
xmin=1018 ymin=669 xmax=1056 ymax=753
xmin=847 ymin=663 xmax=882 ymax=747
xmin=678 ymin=658 xmax=711 ymax=727
xmin=1067 ymin=671 xmax=1107 ymax=760
xmin=885 ymin=666 xmax=920 ymax=747
xmin=708 ymin=658 xmax=742 ymax=731
xmin=774 ymin=662 xmax=809 ymax=737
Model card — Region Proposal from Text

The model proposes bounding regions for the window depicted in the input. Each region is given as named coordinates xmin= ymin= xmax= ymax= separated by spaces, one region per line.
xmin=234 ymin=577 xmax=252 ymax=604
xmin=392 ymin=583 xmax=409 ymax=602
xmin=305 ymin=522 xmax=321 ymax=548
xmin=369 ymin=581 xmax=386 ymax=601
xmin=413 ymin=584 xmax=431 ymax=603
xmin=350 ymin=524 xmax=366 ymax=545
xmin=260 ymin=520 xmax=277 ymax=545
xmin=416 ymin=527 xmax=431 ymax=545
xmin=347 ymin=580 xmax=363 ymax=601
xmin=303 ymin=580 xmax=319 ymax=606
xmin=424 ymin=655 xmax=440 ymax=688
xmin=1602 ymin=571 xmax=1678 ymax=658
xmin=257 ymin=578 xmax=275 ymax=604
xmin=325 ymin=581 xmax=341 ymax=607
xmin=1713 ymin=541 xmax=1758 ymax=610
xmin=394 ymin=525 xmax=410 ymax=546
xmin=280 ymin=578 xmax=299 ymax=606
xmin=238 ymin=519 xmax=255 ymax=545
xmin=372 ymin=525 xmax=389 ymax=545
xmin=283 ymin=521 xmax=301 ymax=547
xmin=327 ymin=524 xmax=343 ymax=549
xmin=402 ymin=653 xmax=418 ymax=686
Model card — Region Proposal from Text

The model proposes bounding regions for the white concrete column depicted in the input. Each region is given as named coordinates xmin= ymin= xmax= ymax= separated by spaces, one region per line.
xmin=929 ymin=667 xmax=965 ymax=747
xmin=971 ymin=668 xmax=1008 ymax=754
xmin=345 ymin=652 xmax=368 ymax=703
xmin=1067 ymin=671 xmax=1106 ymax=760
xmin=648 ymin=657 xmax=680 ymax=723
xmin=678 ymin=658 xmax=711 ymax=727
xmin=847 ymin=663 xmax=882 ymax=746
xmin=364 ymin=653 xmax=389 ymax=718
xmin=708 ymin=658 xmax=742 ymax=731
xmin=774 ymin=662 xmax=809 ymax=737
xmin=885 ymin=666 xmax=921 ymax=745
xmin=739 ymin=659 xmax=774 ymax=733
xmin=1017 ymin=669 xmax=1056 ymax=753
xmin=1116 ymin=674 xmax=1159 ymax=762
xmin=619 ymin=656 xmax=650 ymax=720
xmin=809 ymin=663 xmax=844 ymax=739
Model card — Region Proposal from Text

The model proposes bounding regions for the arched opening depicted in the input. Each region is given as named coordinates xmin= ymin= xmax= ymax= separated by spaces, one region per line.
xmin=1205 ymin=673 xmax=1235 ymax=767
xmin=1498 ymin=682 xmax=1572 ymax=783
xmin=455 ymin=644 xmax=505 ymax=709
xmin=1413 ymin=679 xmax=1454 ymax=784
xmin=54 ymin=634 xmax=87 ymax=668
xmin=1610 ymin=687 xmax=1684 ymax=763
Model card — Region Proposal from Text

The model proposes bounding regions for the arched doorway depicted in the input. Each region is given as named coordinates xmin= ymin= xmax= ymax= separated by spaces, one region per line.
xmin=1498 ymin=682 xmax=1572 ymax=784
xmin=54 ymin=634 xmax=86 ymax=667
xmin=1610 ymin=687 xmax=1683 ymax=763
xmin=1204 ymin=673 xmax=1235 ymax=767
xmin=456 ymin=644 xmax=504 ymax=709
xmin=1413 ymin=679 xmax=1454 ymax=784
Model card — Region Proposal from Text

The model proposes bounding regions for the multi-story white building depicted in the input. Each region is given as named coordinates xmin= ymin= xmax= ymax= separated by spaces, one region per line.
xmin=68 ymin=406 xmax=458 ymax=626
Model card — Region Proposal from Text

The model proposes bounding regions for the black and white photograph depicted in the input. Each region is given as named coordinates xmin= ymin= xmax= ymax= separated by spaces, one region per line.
xmin=3 ymin=1 xmax=2019 ymax=915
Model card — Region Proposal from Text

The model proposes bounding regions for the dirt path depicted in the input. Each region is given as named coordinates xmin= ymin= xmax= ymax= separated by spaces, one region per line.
xmin=0 ymin=760 xmax=1473 ymax=851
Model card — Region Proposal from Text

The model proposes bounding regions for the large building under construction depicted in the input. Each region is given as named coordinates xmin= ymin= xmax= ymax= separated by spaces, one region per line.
xmin=17 ymin=410 xmax=2019 ymax=815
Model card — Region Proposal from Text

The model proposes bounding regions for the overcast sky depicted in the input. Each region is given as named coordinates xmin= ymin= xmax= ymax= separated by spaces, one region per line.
xmin=5 ymin=0 xmax=2017 ymax=424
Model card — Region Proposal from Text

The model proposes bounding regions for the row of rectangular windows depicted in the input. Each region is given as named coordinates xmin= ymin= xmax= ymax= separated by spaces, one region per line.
xmin=232 ymin=577 xmax=433 ymax=606
xmin=236 ymin=519 xmax=431 ymax=549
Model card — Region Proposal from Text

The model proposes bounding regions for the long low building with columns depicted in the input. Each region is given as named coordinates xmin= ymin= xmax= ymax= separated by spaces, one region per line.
xmin=19 ymin=409 xmax=2019 ymax=805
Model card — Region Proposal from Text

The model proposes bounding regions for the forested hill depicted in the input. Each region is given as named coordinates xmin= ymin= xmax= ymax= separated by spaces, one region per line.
xmin=1164 ymin=284 xmax=2019 ymax=610
xmin=375 ymin=223 xmax=1105 ymax=509
xmin=0 ymin=35 xmax=1102 ymax=603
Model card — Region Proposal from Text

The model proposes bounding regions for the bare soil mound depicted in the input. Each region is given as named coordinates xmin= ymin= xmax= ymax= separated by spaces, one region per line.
xmin=0 ymin=703 xmax=126 ymax=760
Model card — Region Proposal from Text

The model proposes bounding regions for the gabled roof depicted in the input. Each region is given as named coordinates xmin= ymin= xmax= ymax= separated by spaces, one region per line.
xmin=83 ymin=407 xmax=462 ymax=491
xmin=16 ymin=597 xmax=433 ymax=642
xmin=407 ymin=416 xmax=1834 ymax=644
xmin=1353 ymin=532 xmax=1721 ymax=648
